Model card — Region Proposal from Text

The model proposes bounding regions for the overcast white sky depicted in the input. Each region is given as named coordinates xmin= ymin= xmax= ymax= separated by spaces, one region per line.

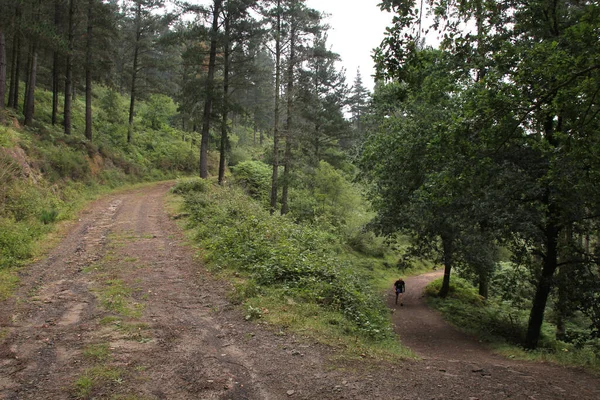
xmin=305 ymin=0 xmax=393 ymax=91
xmin=185 ymin=0 xmax=395 ymax=91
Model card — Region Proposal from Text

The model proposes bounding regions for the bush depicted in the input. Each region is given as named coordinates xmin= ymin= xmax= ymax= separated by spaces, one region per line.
xmin=231 ymin=160 xmax=271 ymax=203
xmin=426 ymin=277 xmax=531 ymax=344
xmin=0 ymin=218 xmax=39 ymax=269
xmin=171 ymin=177 xmax=211 ymax=194
xmin=43 ymin=145 xmax=91 ymax=181
xmin=178 ymin=184 xmax=393 ymax=339
xmin=40 ymin=208 xmax=59 ymax=225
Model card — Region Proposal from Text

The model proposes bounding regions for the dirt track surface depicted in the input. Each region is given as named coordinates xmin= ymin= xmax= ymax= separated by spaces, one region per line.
xmin=0 ymin=182 xmax=599 ymax=399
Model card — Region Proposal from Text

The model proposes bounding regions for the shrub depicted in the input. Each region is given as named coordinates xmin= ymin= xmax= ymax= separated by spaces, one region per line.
xmin=44 ymin=145 xmax=91 ymax=181
xmin=231 ymin=160 xmax=271 ymax=202
xmin=178 ymin=184 xmax=393 ymax=339
xmin=171 ymin=177 xmax=211 ymax=194
xmin=40 ymin=208 xmax=59 ymax=225
xmin=0 ymin=218 xmax=38 ymax=269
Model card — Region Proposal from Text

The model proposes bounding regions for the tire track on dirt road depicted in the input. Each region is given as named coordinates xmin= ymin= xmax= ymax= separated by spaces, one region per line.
xmin=0 ymin=183 xmax=271 ymax=399
xmin=2 ymin=183 xmax=599 ymax=399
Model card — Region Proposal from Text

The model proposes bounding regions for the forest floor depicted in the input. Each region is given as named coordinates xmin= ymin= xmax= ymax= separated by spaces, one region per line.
xmin=1 ymin=182 xmax=599 ymax=399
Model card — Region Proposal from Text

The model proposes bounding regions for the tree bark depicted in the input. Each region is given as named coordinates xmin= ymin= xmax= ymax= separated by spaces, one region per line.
xmin=199 ymin=0 xmax=222 ymax=178
xmin=439 ymin=233 xmax=454 ymax=298
xmin=218 ymin=15 xmax=230 ymax=186
xmin=51 ymin=0 xmax=61 ymax=125
xmin=8 ymin=4 xmax=21 ymax=110
xmin=64 ymin=0 xmax=75 ymax=135
xmin=0 ymin=31 xmax=6 ymax=109
xmin=128 ymin=2 xmax=142 ymax=144
xmin=525 ymin=219 xmax=559 ymax=349
xmin=280 ymin=17 xmax=296 ymax=216
xmin=270 ymin=0 xmax=282 ymax=214
xmin=23 ymin=43 xmax=38 ymax=126
xmin=478 ymin=271 xmax=488 ymax=299
xmin=85 ymin=0 xmax=93 ymax=141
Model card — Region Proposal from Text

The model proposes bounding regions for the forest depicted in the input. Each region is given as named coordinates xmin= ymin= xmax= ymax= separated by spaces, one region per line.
xmin=1 ymin=0 xmax=600 ymax=377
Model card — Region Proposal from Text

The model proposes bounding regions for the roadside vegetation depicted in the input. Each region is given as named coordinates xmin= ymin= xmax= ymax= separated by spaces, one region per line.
xmin=171 ymin=175 xmax=414 ymax=360
xmin=425 ymin=277 xmax=600 ymax=371
xmin=2 ymin=0 xmax=599 ymax=378
xmin=0 ymin=86 xmax=197 ymax=299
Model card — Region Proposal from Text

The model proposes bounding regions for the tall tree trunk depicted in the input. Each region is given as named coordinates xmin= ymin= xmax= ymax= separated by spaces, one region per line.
xmin=8 ymin=33 xmax=18 ymax=109
xmin=478 ymin=271 xmax=489 ymax=299
xmin=525 ymin=219 xmax=559 ymax=349
xmin=554 ymin=225 xmax=574 ymax=341
xmin=280 ymin=19 xmax=296 ymax=216
xmin=0 ymin=31 xmax=6 ymax=109
xmin=438 ymin=233 xmax=454 ymax=298
xmin=128 ymin=2 xmax=142 ymax=144
xmin=8 ymin=4 xmax=22 ymax=110
xmin=218 ymin=16 xmax=230 ymax=185
xmin=51 ymin=52 xmax=59 ymax=124
xmin=23 ymin=43 xmax=37 ymax=126
xmin=85 ymin=0 xmax=93 ymax=141
xmin=64 ymin=0 xmax=75 ymax=135
xmin=51 ymin=0 xmax=61 ymax=125
xmin=22 ymin=45 xmax=31 ymax=116
xmin=199 ymin=0 xmax=222 ymax=178
xmin=128 ymin=44 xmax=138 ymax=143
xmin=270 ymin=0 xmax=282 ymax=214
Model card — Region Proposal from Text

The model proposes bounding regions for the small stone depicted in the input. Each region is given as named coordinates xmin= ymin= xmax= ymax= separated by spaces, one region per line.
xmin=472 ymin=368 xmax=483 ymax=373
xmin=286 ymin=390 xmax=295 ymax=396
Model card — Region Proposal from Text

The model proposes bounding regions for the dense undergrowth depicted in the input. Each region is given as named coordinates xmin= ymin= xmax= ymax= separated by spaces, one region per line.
xmin=425 ymin=277 xmax=600 ymax=371
xmin=0 ymin=86 xmax=198 ymax=297
xmin=172 ymin=177 xmax=413 ymax=358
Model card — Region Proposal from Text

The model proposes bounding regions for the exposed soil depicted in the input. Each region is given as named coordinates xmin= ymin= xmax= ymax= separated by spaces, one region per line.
xmin=1 ymin=182 xmax=599 ymax=399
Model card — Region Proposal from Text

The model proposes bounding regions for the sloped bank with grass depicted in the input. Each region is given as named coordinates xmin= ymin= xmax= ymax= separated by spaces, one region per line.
xmin=0 ymin=86 xmax=199 ymax=300
xmin=425 ymin=277 xmax=600 ymax=371
xmin=171 ymin=177 xmax=413 ymax=359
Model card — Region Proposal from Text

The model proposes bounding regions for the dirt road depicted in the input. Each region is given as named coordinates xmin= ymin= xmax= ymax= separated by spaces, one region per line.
xmin=1 ymin=183 xmax=599 ymax=399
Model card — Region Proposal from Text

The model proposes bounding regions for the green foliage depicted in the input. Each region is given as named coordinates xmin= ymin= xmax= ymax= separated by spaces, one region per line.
xmin=171 ymin=177 xmax=211 ymax=195
xmin=0 ymin=269 xmax=19 ymax=301
xmin=373 ymin=0 xmax=600 ymax=349
xmin=179 ymin=184 xmax=393 ymax=340
xmin=425 ymin=277 xmax=485 ymax=306
xmin=73 ymin=366 xmax=124 ymax=399
xmin=139 ymin=94 xmax=178 ymax=130
xmin=245 ymin=304 xmax=263 ymax=321
xmin=83 ymin=343 xmax=111 ymax=362
xmin=40 ymin=209 xmax=59 ymax=225
xmin=0 ymin=218 xmax=41 ymax=269
xmin=229 ymin=279 xmax=261 ymax=305
xmin=426 ymin=276 xmax=600 ymax=369
xmin=231 ymin=160 xmax=272 ymax=203
xmin=0 ymin=83 xmax=200 ymax=276
xmin=44 ymin=145 xmax=91 ymax=181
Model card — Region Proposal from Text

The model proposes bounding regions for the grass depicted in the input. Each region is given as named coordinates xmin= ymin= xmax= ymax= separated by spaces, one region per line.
xmin=94 ymin=279 xmax=143 ymax=318
xmin=171 ymin=181 xmax=416 ymax=360
xmin=425 ymin=276 xmax=600 ymax=372
xmin=245 ymin=288 xmax=415 ymax=362
xmin=83 ymin=343 xmax=112 ymax=362
xmin=74 ymin=365 xmax=125 ymax=399
xmin=1 ymin=82 xmax=199 ymax=301
xmin=0 ymin=269 xmax=20 ymax=301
